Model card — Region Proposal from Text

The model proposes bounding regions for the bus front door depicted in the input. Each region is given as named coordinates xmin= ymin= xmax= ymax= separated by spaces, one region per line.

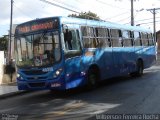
xmin=64 ymin=28 xmax=83 ymax=89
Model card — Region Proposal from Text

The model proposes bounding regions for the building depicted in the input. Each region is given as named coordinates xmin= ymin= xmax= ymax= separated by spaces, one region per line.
xmin=156 ymin=30 xmax=160 ymax=53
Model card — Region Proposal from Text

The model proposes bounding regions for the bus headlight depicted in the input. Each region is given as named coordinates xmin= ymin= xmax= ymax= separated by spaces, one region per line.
xmin=17 ymin=73 xmax=20 ymax=78
xmin=56 ymin=70 xmax=60 ymax=75
xmin=17 ymin=73 xmax=24 ymax=80
xmin=53 ymin=68 xmax=63 ymax=78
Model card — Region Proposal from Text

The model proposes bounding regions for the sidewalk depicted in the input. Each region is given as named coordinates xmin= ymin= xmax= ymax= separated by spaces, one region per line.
xmin=0 ymin=83 xmax=26 ymax=99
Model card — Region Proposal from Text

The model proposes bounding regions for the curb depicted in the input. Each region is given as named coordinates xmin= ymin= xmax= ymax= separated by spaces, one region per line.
xmin=0 ymin=82 xmax=17 ymax=86
xmin=0 ymin=90 xmax=31 ymax=99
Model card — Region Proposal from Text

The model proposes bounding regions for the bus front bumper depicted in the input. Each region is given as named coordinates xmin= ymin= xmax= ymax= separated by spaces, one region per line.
xmin=17 ymin=78 xmax=66 ymax=91
xmin=17 ymin=76 xmax=86 ymax=91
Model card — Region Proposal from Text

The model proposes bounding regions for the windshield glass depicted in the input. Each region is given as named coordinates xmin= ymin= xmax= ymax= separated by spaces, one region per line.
xmin=16 ymin=31 xmax=61 ymax=67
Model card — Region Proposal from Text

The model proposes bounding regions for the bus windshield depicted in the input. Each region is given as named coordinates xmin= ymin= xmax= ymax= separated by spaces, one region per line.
xmin=16 ymin=31 xmax=61 ymax=68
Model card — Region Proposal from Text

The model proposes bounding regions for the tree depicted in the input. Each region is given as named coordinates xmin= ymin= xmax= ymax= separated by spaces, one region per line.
xmin=68 ymin=11 xmax=100 ymax=20
xmin=0 ymin=36 xmax=8 ymax=51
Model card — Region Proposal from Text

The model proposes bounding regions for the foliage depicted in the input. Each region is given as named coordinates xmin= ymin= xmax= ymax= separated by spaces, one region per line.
xmin=0 ymin=36 xmax=8 ymax=51
xmin=68 ymin=11 xmax=100 ymax=20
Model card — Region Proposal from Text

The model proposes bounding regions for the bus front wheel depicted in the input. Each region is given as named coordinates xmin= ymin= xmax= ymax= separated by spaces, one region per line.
xmin=87 ymin=67 xmax=99 ymax=90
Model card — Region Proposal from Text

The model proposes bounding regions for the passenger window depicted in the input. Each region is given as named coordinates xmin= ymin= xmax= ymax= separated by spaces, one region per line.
xmin=134 ymin=31 xmax=141 ymax=46
xmin=122 ymin=31 xmax=132 ymax=47
xmin=82 ymin=27 xmax=98 ymax=48
xmin=81 ymin=26 xmax=90 ymax=36
xmin=81 ymin=27 xmax=111 ymax=48
xmin=141 ymin=32 xmax=148 ymax=46
xmin=76 ymin=29 xmax=80 ymax=40
xmin=110 ymin=29 xmax=121 ymax=47
xmin=95 ymin=28 xmax=110 ymax=48
xmin=130 ymin=31 xmax=134 ymax=46
xmin=148 ymin=33 xmax=154 ymax=46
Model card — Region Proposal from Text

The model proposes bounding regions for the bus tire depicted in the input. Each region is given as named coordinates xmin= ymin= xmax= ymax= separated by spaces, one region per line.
xmin=130 ymin=60 xmax=143 ymax=77
xmin=87 ymin=67 xmax=99 ymax=90
xmin=136 ymin=60 xmax=143 ymax=76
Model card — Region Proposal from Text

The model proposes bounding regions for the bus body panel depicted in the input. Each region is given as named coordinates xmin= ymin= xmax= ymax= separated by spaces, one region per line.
xmin=65 ymin=56 xmax=86 ymax=89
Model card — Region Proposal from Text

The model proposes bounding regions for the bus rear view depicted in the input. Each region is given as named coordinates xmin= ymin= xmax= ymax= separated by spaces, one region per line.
xmin=15 ymin=17 xmax=65 ymax=90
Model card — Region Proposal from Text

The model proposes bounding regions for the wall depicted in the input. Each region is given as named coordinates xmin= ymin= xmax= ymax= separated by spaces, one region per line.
xmin=0 ymin=51 xmax=4 ymax=84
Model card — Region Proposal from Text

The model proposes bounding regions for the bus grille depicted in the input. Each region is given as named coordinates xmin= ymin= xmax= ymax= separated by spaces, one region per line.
xmin=28 ymin=82 xmax=45 ymax=87
xmin=23 ymin=70 xmax=47 ymax=75
xmin=28 ymin=77 xmax=47 ymax=80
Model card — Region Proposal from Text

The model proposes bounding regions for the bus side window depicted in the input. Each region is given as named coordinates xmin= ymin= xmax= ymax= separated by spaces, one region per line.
xmin=139 ymin=32 xmax=142 ymax=46
xmin=148 ymin=33 xmax=154 ymax=46
xmin=81 ymin=26 xmax=90 ymax=48
xmin=96 ymin=27 xmax=109 ymax=48
xmin=76 ymin=29 xmax=80 ymax=40
xmin=130 ymin=31 xmax=134 ymax=46
xmin=151 ymin=33 xmax=154 ymax=45
xmin=91 ymin=27 xmax=98 ymax=48
xmin=64 ymin=29 xmax=73 ymax=50
xmin=76 ymin=29 xmax=82 ymax=49
xmin=81 ymin=26 xmax=99 ymax=48
xmin=107 ymin=29 xmax=112 ymax=47
xmin=134 ymin=31 xmax=141 ymax=46
xmin=64 ymin=29 xmax=81 ymax=51
xmin=119 ymin=30 xmax=123 ymax=47
xmin=141 ymin=32 xmax=148 ymax=46
xmin=70 ymin=30 xmax=81 ymax=50
xmin=95 ymin=28 xmax=100 ymax=48
xmin=122 ymin=30 xmax=132 ymax=47
xmin=110 ymin=29 xmax=121 ymax=47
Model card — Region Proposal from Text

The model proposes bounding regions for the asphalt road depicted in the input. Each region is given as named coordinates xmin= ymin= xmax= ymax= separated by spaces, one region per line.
xmin=0 ymin=65 xmax=160 ymax=120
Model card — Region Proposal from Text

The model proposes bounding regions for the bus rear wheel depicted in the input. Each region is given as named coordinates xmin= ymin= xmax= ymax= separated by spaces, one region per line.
xmin=130 ymin=60 xmax=143 ymax=77
xmin=137 ymin=60 xmax=143 ymax=76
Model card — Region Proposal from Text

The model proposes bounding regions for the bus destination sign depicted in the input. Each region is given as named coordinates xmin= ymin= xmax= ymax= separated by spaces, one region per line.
xmin=17 ymin=19 xmax=59 ymax=34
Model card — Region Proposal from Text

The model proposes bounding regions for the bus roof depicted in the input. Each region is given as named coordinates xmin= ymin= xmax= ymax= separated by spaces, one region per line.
xmin=59 ymin=16 xmax=152 ymax=33
xmin=15 ymin=16 xmax=152 ymax=35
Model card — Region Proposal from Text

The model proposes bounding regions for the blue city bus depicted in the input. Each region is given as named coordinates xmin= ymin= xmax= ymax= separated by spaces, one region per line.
xmin=14 ymin=16 xmax=156 ymax=90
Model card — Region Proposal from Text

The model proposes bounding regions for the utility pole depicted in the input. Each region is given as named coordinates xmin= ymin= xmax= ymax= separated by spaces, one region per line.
xmin=131 ymin=0 xmax=134 ymax=26
xmin=147 ymin=8 xmax=160 ymax=42
xmin=116 ymin=0 xmax=135 ymax=26
xmin=9 ymin=0 xmax=13 ymax=63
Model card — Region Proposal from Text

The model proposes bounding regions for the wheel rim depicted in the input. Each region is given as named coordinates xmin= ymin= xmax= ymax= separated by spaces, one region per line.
xmin=138 ymin=61 xmax=143 ymax=75
xmin=89 ymin=73 xmax=96 ymax=85
xmin=88 ymin=69 xmax=98 ymax=88
xmin=139 ymin=65 xmax=143 ymax=74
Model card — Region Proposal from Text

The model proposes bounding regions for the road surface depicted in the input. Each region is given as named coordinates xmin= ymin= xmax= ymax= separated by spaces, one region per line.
xmin=0 ymin=65 xmax=160 ymax=120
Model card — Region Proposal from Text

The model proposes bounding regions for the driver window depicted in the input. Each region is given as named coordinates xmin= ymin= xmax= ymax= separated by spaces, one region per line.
xmin=64 ymin=29 xmax=81 ymax=51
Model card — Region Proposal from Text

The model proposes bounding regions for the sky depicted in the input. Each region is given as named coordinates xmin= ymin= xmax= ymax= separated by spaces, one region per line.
xmin=0 ymin=0 xmax=160 ymax=37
